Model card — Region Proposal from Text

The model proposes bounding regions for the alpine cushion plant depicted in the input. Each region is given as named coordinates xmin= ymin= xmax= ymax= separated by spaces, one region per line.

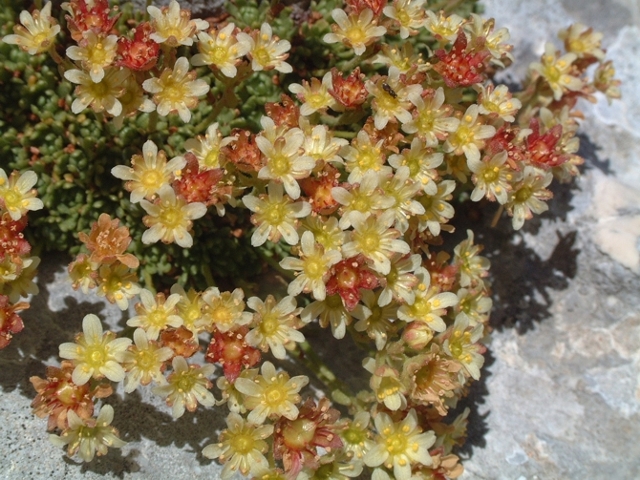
xmin=1 ymin=0 xmax=621 ymax=478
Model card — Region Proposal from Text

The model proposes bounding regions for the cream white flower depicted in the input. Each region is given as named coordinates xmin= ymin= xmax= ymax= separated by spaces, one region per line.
xmin=280 ymin=230 xmax=342 ymax=301
xmin=0 ymin=169 xmax=43 ymax=221
xmin=243 ymin=182 xmax=311 ymax=246
xmin=184 ymin=122 xmax=236 ymax=170
xmin=364 ymin=410 xmax=435 ymax=480
xmin=64 ymin=67 xmax=128 ymax=116
xmin=66 ymin=31 xmax=118 ymax=82
xmin=147 ymin=0 xmax=208 ymax=47
xmin=444 ymin=104 xmax=496 ymax=165
xmin=58 ymin=314 xmax=131 ymax=385
xmin=416 ymin=179 xmax=456 ymax=236
xmin=388 ymin=137 xmax=443 ymax=195
xmin=152 ymin=356 xmax=216 ymax=418
xmin=323 ymin=8 xmax=386 ymax=56
xmin=383 ymin=0 xmax=427 ymax=39
xmin=126 ymin=289 xmax=183 ymax=340
xmin=234 ymin=361 xmax=308 ymax=424
xmin=331 ymin=170 xmax=395 ymax=230
xmin=352 ymin=290 xmax=396 ymax=350
xmin=256 ymin=125 xmax=315 ymax=199
xmin=122 ymin=328 xmax=174 ymax=392
xmin=442 ymin=315 xmax=485 ymax=380
xmin=341 ymin=130 xmax=389 ymax=184
xmin=202 ymin=412 xmax=274 ymax=479
xmin=397 ymin=270 xmax=457 ymax=333
xmin=301 ymin=123 xmax=347 ymax=164
xmin=245 ymin=295 xmax=304 ymax=359
xmin=377 ymin=253 xmax=421 ymax=307
xmin=301 ymin=294 xmax=352 ymax=339
xmin=367 ymin=67 xmax=421 ymax=130
xmin=192 ymin=23 xmax=251 ymax=78
xmin=301 ymin=215 xmax=345 ymax=252
xmin=507 ymin=166 xmax=553 ymax=230
xmin=143 ymin=57 xmax=209 ymax=123
xmin=468 ymin=150 xmax=512 ymax=204
xmin=139 ymin=185 xmax=207 ymax=248
xmin=111 ymin=140 xmax=186 ymax=203
xmin=49 ymin=405 xmax=126 ymax=462
xmin=380 ymin=166 xmax=425 ymax=233
xmin=423 ymin=11 xmax=464 ymax=43
xmin=342 ymin=210 xmax=410 ymax=275
xmin=476 ymin=83 xmax=521 ymax=122
xmin=530 ymin=43 xmax=583 ymax=101
xmin=403 ymin=87 xmax=459 ymax=146
xmin=289 ymin=72 xmax=337 ymax=115
xmin=2 ymin=2 xmax=60 ymax=55
xmin=199 ymin=287 xmax=252 ymax=333
xmin=237 ymin=23 xmax=292 ymax=73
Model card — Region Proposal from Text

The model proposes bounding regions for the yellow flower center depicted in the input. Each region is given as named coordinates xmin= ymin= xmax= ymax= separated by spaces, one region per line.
xmin=346 ymin=25 xmax=366 ymax=45
xmin=203 ymin=148 xmax=221 ymax=169
xmin=176 ymin=371 xmax=197 ymax=392
xmin=482 ymin=167 xmax=499 ymax=183
xmin=515 ymin=186 xmax=532 ymax=203
xmin=269 ymin=154 xmax=291 ymax=176
xmin=385 ymin=432 xmax=408 ymax=455
xmin=136 ymin=349 xmax=158 ymax=370
xmin=265 ymin=384 xmax=285 ymax=406
xmin=260 ymin=312 xmax=280 ymax=336
xmin=159 ymin=204 xmax=184 ymax=229
xmin=3 ymin=190 xmax=21 ymax=210
xmin=230 ymin=432 xmax=256 ymax=455
xmin=253 ymin=46 xmax=271 ymax=67
xmin=304 ymin=256 xmax=325 ymax=279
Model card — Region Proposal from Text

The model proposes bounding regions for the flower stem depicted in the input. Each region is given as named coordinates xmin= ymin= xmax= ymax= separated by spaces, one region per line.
xmin=295 ymin=340 xmax=354 ymax=404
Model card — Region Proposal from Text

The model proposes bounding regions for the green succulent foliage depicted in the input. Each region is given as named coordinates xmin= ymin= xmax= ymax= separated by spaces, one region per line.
xmin=1 ymin=0 xmax=485 ymax=291
xmin=0 ymin=0 xmax=260 ymax=290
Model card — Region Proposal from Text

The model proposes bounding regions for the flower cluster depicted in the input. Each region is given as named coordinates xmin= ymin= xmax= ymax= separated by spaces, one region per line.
xmin=6 ymin=0 xmax=619 ymax=477
xmin=0 ymin=169 xmax=43 ymax=348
